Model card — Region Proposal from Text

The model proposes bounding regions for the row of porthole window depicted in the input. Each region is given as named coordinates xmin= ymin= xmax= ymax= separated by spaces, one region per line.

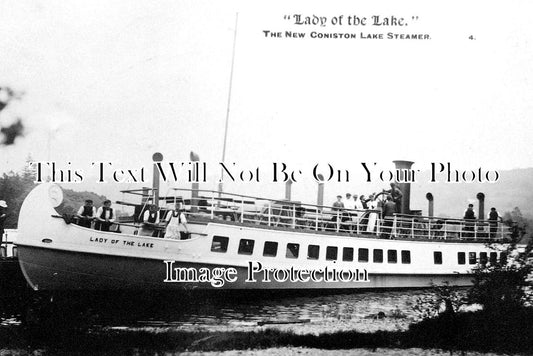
xmin=455 ymin=251 xmax=505 ymax=265
xmin=211 ymin=236 xmax=505 ymax=267
xmin=211 ymin=236 xmax=411 ymax=263
xmin=432 ymin=251 xmax=505 ymax=265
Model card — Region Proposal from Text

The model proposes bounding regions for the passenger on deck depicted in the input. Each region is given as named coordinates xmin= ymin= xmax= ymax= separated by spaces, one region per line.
xmin=361 ymin=195 xmax=370 ymax=209
xmin=382 ymin=196 xmax=396 ymax=239
xmin=358 ymin=195 xmax=370 ymax=232
xmin=488 ymin=207 xmax=502 ymax=239
xmin=76 ymin=199 xmax=96 ymax=228
xmin=463 ymin=204 xmax=476 ymax=219
xmin=349 ymin=194 xmax=364 ymax=233
xmin=141 ymin=204 xmax=161 ymax=237
xmin=385 ymin=183 xmax=403 ymax=213
xmin=368 ymin=194 xmax=378 ymax=210
xmin=95 ymin=200 xmax=115 ymax=232
xmin=343 ymin=193 xmax=355 ymax=210
xmin=0 ymin=200 xmax=7 ymax=239
xmin=366 ymin=194 xmax=379 ymax=233
xmin=332 ymin=195 xmax=344 ymax=211
xmin=331 ymin=195 xmax=345 ymax=231
xmin=342 ymin=193 xmax=355 ymax=231
xmin=463 ymin=204 xmax=477 ymax=238
xmin=354 ymin=194 xmax=364 ymax=210
xmin=165 ymin=203 xmax=189 ymax=240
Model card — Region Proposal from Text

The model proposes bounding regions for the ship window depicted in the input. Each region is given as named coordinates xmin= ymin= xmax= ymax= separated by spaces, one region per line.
xmin=286 ymin=243 xmax=300 ymax=259
xmin=211 ymin=235 xmax=229 ymax=253
xmin=479 ymin=252 xmax=488 ymax=266
xmin=358 ymin=248 xmax=369 ymax=262
xmin=343 ymin=247 xmax=354 ymax=261
xmin=458 ymin=252 xmax=466 ymax=265
xmin=326 ymin=246 xmax=338 ymax=261
xmin=388 ymin=250 xmax=397 ymax=263
xmin=469 ymin=252 xmax=477 ymax=265
xmin=263 ymin=241 xmax=278 ymax=257
xmin=0 ymin=246 xmax=5 ymax=258
xmin=373 ymin=249 xmax=383 ymax=263
xmin=401 ymin=250 xmax=411 ymax=264
xmin=489 ymin=252 xmax=498 ymax=265
xmin=12 ymin=246 xmax=17 ymax=258
xmin=238 ymin=239 xmax=255 ymax=255
xmin=434 ymin=251 xmax=443 ymax=264
xmin=500 ymin=252 xmax=507 ymax=265
xmin=308 ymin=245 xmax=320 ymax=260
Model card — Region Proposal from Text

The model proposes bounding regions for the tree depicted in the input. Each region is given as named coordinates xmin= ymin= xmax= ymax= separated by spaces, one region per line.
xmin=56 ymin=189 xmax=108 ymax=216
xmin=502 ymin=207 xmax=531 ymax=243
xmin=467 ymin=208 xmax=532 ymax=312
xmin=467 ymin=240 xmax=533 ymax=313
xmin=0 ymin=171 xmax=36 ymax=228
xmin=0 ymin=86 xmax=24 ymax=145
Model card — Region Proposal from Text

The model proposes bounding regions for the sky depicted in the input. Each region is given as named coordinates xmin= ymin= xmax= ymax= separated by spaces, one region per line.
xmin=1 ymin=0 xmax=533 ymax=206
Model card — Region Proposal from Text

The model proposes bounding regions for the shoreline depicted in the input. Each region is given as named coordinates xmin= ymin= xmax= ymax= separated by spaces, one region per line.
xmin=1 ymin=307 xmax=532 ymax=355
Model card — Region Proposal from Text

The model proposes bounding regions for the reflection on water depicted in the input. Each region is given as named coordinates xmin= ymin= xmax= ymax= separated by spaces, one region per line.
xmin=2 ymin=289 xmax=472 ymax=334
xmin=91 ymin=289 xmax=453 ymax=334
xmin=0 ymin=289 xmax=448 ymax=333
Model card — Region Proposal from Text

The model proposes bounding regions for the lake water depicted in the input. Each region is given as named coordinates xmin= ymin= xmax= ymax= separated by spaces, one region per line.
xmin=0 ymin=288 xmax=512 ymax=355
xmin=113 ymin=289 xmax=435 ymax=334
xmin=1 ymin=289 xmax=469 ymax=333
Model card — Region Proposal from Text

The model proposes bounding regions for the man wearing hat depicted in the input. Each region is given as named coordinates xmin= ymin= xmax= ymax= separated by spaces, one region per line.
xmin=76 ymin=199 xmax=96 ymax=228
xmin=330 ymin=195 xmax=345 ymax=231
xmin=487 ymin=207 xmax=502 ymax=239
xmin=164 ymin=202 xmax=189 ymax=240
xmin=95 ymin=200 xmax=115 ymax=231
xmin=332 ymin=195 xmax=344 ymax=211
xmin=0 ymin=200 xmax=7 ymax=241
xmin=141 ymin=204 xmax=161 ymax=237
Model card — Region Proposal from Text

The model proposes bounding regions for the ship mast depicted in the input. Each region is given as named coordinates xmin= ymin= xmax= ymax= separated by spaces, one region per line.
xmin=218 ymin=12 xmax=239 ymax=196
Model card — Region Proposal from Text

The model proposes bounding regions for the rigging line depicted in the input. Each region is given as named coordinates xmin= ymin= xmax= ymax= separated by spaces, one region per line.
xmin=219 ymin=12 xmax=239 ymax=196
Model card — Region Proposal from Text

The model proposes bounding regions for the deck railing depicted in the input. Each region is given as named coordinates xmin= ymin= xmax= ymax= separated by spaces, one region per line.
xmin=119 ymin=188 xmax=512 ymax=241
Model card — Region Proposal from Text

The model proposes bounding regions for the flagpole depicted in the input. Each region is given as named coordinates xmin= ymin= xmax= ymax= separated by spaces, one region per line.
xmin=219 ymin=12 xmax=239 ymax=196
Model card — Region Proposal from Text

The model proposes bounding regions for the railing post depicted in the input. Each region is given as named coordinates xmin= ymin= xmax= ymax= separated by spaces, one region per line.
xmin=210 ymin=192 xmax=215 ymax=220
xmin=268 ymin=202 xmax=271 ymax=226
xmin=240 ymin=199 xmax=244 ymax=223
xmin=443 ymin=221 xmax=447 ymax=240
xmin=428 ymin=218 xmax=431 ymax=239
xmin=356 ymin=213 xmax=359 ymax=234
xmin=411 ymin=217 xmax=414 ymax=238
xmin=315 ymin=207 xmax=319 ymax=230
xmin=393 ymin=215 xmax=397 ymax=238
xmin=336 ymin=211 xmax=340 ymax=233
xmin=474 ymin=222 xmax=477 ymax=240
xmin=292 ymin=204 xmax=296 ymax=228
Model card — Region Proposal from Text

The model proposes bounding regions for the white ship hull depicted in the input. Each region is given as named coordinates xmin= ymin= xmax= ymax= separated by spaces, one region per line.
xmin=17 ymin=184 xmax=505 ymax=291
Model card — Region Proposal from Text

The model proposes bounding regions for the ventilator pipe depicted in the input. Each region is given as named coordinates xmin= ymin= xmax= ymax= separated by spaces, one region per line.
xmin=190 ymin=151 xmax=200 ymax=212
xmin=426 ymin=192 xmax=434 ymax=217
xmin=152 ymin=152 xmax=163 ymax=207
xmin=285 ymin=180 xmax=292 ymax=201
xmin=476 ymin=192 xmax=485 ymax=221
xmin=316 ymin=174 xmax=324 ymax=208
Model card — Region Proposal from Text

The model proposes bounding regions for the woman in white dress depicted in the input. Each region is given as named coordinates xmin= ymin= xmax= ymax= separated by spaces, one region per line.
xmin=367 ymin=193 xmax=379 ymax=233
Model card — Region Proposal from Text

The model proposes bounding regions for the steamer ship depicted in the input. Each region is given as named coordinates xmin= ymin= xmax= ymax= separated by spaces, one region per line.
xmin=15 ymin=158 xmax=510 ymax=291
